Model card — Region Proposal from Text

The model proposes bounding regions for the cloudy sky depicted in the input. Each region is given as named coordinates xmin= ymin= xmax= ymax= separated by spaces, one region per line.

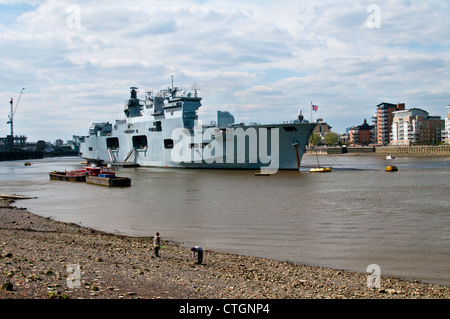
xmin=1 ymin=0 xmax=449 ymax=143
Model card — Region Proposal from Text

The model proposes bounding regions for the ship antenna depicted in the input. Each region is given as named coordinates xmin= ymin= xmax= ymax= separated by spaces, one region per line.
xmin=170 ymin=75 xmax=174 ymax=89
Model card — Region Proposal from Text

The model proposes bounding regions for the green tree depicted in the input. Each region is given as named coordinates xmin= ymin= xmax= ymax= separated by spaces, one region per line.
xmin=308 ymin=132 xmax=321 ymax=146
xmin=36 ymin=140 xmax=46 ymax=151
xmin=324 ymin=131 xmax=339 ymax=146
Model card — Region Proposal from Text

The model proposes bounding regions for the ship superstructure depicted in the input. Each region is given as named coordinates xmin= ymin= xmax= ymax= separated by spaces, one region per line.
xmin=77 ymin=84 xmax=316 ymax=171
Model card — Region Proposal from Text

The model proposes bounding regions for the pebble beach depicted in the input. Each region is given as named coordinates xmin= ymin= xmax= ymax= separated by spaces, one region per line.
xmin=1 ymin=197 xmax=449 ymax=300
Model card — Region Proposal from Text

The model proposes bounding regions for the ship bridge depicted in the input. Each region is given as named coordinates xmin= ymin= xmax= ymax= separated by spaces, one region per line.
xmin=124 ymin=86 xmax=202 ymax=129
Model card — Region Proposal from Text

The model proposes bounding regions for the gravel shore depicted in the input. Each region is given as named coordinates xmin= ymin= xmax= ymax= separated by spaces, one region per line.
xmin=1 ymin=197 xmax=449 ymax=300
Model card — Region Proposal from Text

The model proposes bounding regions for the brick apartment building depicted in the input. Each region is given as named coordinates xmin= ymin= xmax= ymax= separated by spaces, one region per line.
xmin=373 ymin=102 xmax=405 ymax=145
xmin=349 ymin=119 xmax=375 ymax=146
xmin=313 ymin=118 xmax=332 ymax=138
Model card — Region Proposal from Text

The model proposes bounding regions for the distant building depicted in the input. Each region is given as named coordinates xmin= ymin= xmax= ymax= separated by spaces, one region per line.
xmin=24 ymin=142 xmax=37 ymax=151
xmin=390 ymin=108 xmax=444 ymax=145
xmin=339 ymin=132 xmax=350 ymax=145
xmin=217 ymin=111 xmax=235 ymax=127
xmin=55 ymin=139 xmax=64 ymax=146
xmin=373 ymin=102 xmax=405 ymax=145
xmin=313 ymin=118 xmax=332 ymax=138
xmin=349 ymin=119 xmax=375 ymax=146
xmin=0 ymin=135 xmax=27 ymax=152
xmin=442 ymin=106 xmax=450 ymax=144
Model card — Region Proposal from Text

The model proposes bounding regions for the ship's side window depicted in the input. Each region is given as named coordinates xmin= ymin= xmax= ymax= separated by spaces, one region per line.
xmin=106 ymin=137 xmax=119 ymax=150
xmin=132 ymin=135 xmax=148 ymax=149
xmin=283 ymin=126 xmax=297 ymax=132
xmin=164 ymin=139 xmax=174 ymax=149
xmin=88 ymin=147 xmax=93 ymax=151
xmin=149 ymin=121 xmax=162 ymax=132
xmin=189 ymin=143 xmax=211 ymax=149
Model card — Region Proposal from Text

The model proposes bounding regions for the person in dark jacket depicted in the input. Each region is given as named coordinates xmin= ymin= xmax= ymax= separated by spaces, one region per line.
xmin=153 ymin=232 xmax=161 ymax=257
xmin=191 ymin=246 xmax=203 ymax=264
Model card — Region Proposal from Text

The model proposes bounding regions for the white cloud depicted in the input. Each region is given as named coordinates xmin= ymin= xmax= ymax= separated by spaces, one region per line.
xmin=0 ymin=0 xmax=449 ymax=142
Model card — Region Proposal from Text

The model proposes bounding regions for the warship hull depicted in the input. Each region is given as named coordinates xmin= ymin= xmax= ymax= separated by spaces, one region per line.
xmin=77 ymin=85 xmax=315 ymax=171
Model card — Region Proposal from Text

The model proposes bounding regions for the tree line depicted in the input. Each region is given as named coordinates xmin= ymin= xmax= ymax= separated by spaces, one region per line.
xmin=308 ymin=132 xmax=340 ymax=146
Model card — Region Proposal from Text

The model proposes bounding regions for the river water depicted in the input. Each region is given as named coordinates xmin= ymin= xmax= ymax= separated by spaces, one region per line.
xmin=1 ymin=155 xmax=449 ymax=286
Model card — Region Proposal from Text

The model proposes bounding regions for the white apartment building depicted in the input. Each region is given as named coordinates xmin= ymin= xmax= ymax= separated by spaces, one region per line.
xmin=390 ymin=108 xmax=444 ymax=146
xmin=442 ymin=106 xmax=450 ymax=144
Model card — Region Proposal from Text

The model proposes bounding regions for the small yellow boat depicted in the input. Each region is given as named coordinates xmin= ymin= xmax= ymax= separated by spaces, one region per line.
xmin=310 ymin=167 xmax=332 ymax=173
xmin=385 ymin=165 xmax=398 ymax=172
xmin=310 ymin=148 xmax=332 ymax=172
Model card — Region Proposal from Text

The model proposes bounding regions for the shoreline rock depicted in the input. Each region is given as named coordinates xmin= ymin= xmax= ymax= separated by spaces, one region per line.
xmin=1 ymin=198 xmax=448 ymax=299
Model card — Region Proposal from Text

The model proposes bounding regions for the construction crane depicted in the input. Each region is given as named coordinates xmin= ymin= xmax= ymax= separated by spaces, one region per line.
xmin=7 ymin=88 xmax=25 ymax=137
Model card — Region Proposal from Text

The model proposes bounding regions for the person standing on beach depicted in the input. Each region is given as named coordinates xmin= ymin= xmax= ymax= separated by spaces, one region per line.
xmin=191 ymin=246 xmax=203 ymax=264
xmin=153 ymin=232 xmax=161 ymax=258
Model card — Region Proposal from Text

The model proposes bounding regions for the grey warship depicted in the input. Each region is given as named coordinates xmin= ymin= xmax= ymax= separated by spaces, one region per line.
xmin=77 ymin=83 xmax=315 ymax=171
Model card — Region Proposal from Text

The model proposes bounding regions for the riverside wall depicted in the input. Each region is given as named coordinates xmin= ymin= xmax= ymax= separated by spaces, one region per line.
xmin=0 ymin=151 xmax=43 ymax=161
xmin=305 ymin=145 xmax=450 ymax=156
xmin=375 ymin=145 xmax=450 ymax=155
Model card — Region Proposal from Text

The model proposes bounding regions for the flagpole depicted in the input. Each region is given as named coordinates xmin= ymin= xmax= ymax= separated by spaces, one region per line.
xmin=310 ymin=101 xmax=312 ymax=123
